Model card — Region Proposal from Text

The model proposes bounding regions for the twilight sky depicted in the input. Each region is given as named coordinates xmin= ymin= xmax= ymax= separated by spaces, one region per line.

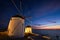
xmin=0 ymin=0 xmax=60 ymax=29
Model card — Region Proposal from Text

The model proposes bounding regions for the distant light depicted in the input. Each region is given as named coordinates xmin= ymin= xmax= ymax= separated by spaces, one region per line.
xmin=25 ymin=27 xmax=32 ymax=33
xmin=25 ymin=26 xmax=32 ymax=34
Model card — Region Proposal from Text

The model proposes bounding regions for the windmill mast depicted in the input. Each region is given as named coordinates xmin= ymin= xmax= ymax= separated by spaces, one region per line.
xmin=20 ymin=0 xmax=24 ymax=16
xmin=20 ymin=0 xmax=22 ymax=13
xmin=11 ymin=0 xmax=23 ymax=15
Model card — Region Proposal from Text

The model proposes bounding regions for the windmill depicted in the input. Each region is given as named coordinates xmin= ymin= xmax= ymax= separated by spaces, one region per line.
xmin=7 ymin=0 xmax=32 ymax=38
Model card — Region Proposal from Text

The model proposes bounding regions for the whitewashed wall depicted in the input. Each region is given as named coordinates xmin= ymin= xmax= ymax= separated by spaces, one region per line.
xmin=8 ymin=17 xmax=24 ymax=37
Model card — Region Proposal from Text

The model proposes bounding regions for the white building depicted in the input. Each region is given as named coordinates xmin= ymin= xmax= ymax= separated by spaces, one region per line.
xmin=8 ymin=15 xmax=24 ymax=38
xmin=25 ymin=25 xmax=32 ymax=34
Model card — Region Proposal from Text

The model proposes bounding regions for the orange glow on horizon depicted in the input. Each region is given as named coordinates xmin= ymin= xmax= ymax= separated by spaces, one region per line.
xmin=33 ymin=25 xmax=60 ymax=30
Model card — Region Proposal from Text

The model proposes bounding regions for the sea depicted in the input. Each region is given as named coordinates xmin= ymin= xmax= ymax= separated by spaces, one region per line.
xmin=33 ymin=29 xmax=60 ymax=40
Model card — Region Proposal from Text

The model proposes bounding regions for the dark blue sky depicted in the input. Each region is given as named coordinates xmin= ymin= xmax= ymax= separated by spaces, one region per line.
xmin=0 ymin=0 xmax=60 ymax=28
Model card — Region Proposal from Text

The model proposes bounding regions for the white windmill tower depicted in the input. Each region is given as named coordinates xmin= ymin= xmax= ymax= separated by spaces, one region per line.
xmin=8 ymin=0 xmax=25 ymax=38
xmin=8 ymin=15 xmax=25 ymax=37
xmin=8 ymin=0 xmax=32 ymax=38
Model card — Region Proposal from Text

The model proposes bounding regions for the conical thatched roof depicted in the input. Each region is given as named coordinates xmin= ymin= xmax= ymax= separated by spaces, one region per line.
xmin=12 ymin=15 xmax=24 ymax=19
